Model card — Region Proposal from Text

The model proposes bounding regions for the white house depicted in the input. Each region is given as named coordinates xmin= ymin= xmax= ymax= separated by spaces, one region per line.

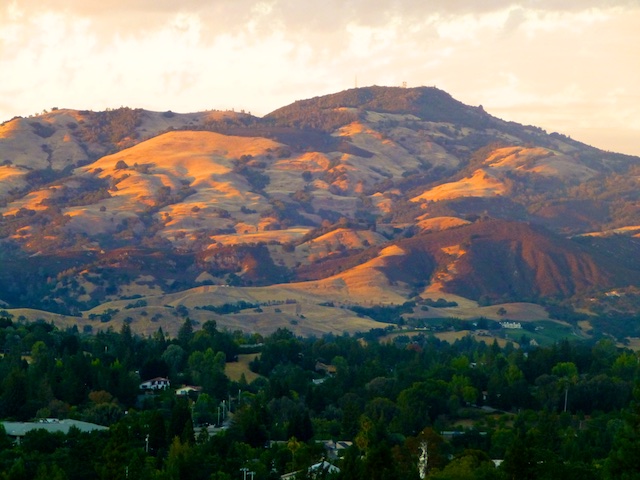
xmin=140 ymin=377 xmax=170 ymax=390
xmin=500 ymin=321 xmax=522 ymax=329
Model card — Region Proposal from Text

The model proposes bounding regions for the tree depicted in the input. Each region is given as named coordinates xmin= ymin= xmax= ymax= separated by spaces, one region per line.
xmin=162 ymin=344 xmax=187 ymax=378
xmin=395 ymin=380 xmax=448 ymax=435
xmin=99 ymin=423 xmax=132 ymax=480
xmin=428 ymin=450 xmax=496 ymax=480
xmin=148 ymin=410 xmax=168 ymax=454
xmin=229 ymin=399 xmax=269 ymax=447
xmin=5 ymin=458 xmax=28 ymax=480
xmin=604 ymin=386 xmax=640 ymax=479
xmin=1 ymin=367 xmax=28 ymax=419
xmin=192 ymin=393 xmax=217 ymax=426
xmin=552 ymin=362 xmax=578 ymax=412
xmin=34 ymin=464 xmax=68 ymax=480
xmin=177 ymin=318 xmax=194 ymax=350
xmin=188 ymin=348 xmax=228 ymax=399
xmin=165 ymin=436 xmax=202 ymax=480
xmin=168 ymin=397 xmax=194 ymax=445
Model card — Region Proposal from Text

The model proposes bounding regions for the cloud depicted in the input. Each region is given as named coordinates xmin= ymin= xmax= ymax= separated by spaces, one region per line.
xmin=1 ymin=1 xmax=640 ymax=155
xmin=7 ymin=1 xmax=639 ymax=37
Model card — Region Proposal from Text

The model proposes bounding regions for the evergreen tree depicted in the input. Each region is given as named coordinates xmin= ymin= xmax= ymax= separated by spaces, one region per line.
xmin=604 ymin=386 xmax=640 ymax=479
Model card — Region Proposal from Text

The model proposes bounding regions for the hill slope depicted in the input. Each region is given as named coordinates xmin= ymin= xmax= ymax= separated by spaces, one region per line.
xmin=1 ymin=86 xmax=640 ymax=337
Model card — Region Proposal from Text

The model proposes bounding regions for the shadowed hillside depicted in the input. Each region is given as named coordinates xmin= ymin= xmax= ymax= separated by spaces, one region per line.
xmin=394 ymin=219 xmax=638 ymax=302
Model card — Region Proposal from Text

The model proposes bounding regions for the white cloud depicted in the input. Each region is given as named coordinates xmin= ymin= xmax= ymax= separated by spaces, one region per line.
xmin=1 ymin=1 xmax=639 ymax=155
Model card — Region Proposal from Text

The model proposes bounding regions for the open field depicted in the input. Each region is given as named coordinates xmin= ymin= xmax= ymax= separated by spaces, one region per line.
xmin=434 ymin=331 xmax=515 ymax=347
xmin=501 ymin=320 xmax=580 ymax=346
xmin=226 ymin=353 xmax=262 ymax=383
xmin=6 ymin=284 xmax=391 ymax=337
xmin=3 ymin=285 xmax=586 ymax=343
xmin=380 ymin=329 xmax=515 ymax=348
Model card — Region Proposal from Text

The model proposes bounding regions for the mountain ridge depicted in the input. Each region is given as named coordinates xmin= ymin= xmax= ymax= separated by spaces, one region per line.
xmin=1 ymin=86 xmax=640 ymax=339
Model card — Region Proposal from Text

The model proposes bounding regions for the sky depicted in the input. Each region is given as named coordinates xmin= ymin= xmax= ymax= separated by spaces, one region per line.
xmin=1 ymin=0 xmax=639 ymax=156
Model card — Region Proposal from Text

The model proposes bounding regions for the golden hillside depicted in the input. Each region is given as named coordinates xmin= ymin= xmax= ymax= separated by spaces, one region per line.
xmin=1 ymin=86 xmax=640 ymax=340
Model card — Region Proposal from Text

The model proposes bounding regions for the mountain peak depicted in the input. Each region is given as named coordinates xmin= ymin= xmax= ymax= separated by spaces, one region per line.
xmin=266 ymin=85 xmax=493 ymax=128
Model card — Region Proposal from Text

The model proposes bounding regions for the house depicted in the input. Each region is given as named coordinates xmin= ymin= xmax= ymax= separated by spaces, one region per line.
xmin=281 ymin=460 xmax=340 ymax=479
xmin=319 ymin=440 xmax=353 ymax=459
xmin=500 ymin=321 xmax=522 ymax=329
xmin=2 ymin=419 xmax=107 ymax=444
xmin=140 ymin=377 xmax=170 ymax=390
xmin=176 ymin=385 xmax=202 ymax=396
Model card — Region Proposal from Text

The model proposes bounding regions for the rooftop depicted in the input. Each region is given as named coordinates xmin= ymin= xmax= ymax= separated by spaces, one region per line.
xmin=2 ymin=419 xmax=108 ymax=437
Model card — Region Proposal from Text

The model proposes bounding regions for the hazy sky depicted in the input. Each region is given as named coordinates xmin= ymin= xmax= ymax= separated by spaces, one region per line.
xmin=2 ymin=1 xmax=639 ymax=155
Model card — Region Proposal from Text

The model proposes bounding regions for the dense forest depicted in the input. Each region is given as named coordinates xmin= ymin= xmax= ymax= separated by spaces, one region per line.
xmin=1 ymin=315 xmax=640 ymax=479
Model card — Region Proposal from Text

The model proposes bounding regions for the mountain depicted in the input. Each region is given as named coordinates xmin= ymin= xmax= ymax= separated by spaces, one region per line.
xmin=1 ymin=86 xmax=639 ymax=339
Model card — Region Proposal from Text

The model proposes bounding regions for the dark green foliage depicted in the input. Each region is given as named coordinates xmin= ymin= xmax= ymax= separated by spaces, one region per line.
xmin=0 ymin=367 xmax=28 ymax=419
xmin=423 ymin=298 xmax=459 ymax=308
xmin=177 ymin=318 xmax=194 ymax=349
xmin=229 ymin=399 xmax=269 ymax=447
xmin=0 ymin=321 xmax=640 ymax=478
xmin=349 ymin=302 xmax=415 ymax=324
xmin=196 ymin=301 xmax=258 ymax=315
xmin=168 ymin=397 xmax=195 ymax=444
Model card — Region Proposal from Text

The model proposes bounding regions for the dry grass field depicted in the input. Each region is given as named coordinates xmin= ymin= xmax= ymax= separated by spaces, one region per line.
xmin=225 ymin=353 xmax=262 ymax=383
xmin=433 ymin=330 xmax=515 ymax=348
xmin=411 ymin=169 xmax=507 ymax=203
xmin=380 ymin=329 xmax=516 ymax=348
xmin=486 ymin=146 xmax=597 ymax=181
xmin=6 ymin=284 xmax=555 ymax=339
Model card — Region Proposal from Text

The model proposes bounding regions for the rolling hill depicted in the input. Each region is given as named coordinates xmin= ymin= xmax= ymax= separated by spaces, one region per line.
xmin=1 ymin=86 xmax=639 ymax=339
